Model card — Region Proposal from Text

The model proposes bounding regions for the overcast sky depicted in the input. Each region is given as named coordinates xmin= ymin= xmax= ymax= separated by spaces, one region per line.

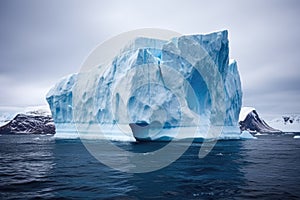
xmin=0 ymin=0 xmax=299 ymax=116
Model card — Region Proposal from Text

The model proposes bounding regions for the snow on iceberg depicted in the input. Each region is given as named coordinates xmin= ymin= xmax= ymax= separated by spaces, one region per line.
xmin=47 ymin=30 xmax=245 ymax=141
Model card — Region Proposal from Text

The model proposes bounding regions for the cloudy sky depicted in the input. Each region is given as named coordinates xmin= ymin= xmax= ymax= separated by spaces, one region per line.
xmin=0 ymin=0 xmax=299 ymax=116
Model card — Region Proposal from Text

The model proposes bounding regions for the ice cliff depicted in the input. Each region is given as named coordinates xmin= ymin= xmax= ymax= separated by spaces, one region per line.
xmin=46 ymin=30 xmax=244 ymax=140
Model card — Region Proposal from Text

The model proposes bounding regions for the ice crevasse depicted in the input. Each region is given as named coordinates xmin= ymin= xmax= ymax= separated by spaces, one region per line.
xmin=46 ymin=30 xmax=253 ymax=140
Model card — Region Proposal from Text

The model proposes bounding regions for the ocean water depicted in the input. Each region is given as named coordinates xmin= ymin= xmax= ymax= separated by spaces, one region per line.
xmin=0 ymin=134 xmax=300 ymax=199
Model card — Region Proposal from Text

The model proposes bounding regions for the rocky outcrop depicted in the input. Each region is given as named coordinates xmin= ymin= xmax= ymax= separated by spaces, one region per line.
xmin=239 ymin=109 xmax=281 ymax=134
xmin=0 ymin=114 xmax=55 ymax=134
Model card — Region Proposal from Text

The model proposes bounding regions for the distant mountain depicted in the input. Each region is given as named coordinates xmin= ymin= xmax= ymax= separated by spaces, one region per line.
xmin=239 ymin=107 xmax=282 ymax=134
xmin=0 ymin=106 xmax=55 ymax=135
xmin=267 ymin=114 xmax=300 ymax=133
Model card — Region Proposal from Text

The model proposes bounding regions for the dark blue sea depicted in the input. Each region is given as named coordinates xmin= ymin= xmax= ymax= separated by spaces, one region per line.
xmin=0 ymin=134 xmax=300 ymax=200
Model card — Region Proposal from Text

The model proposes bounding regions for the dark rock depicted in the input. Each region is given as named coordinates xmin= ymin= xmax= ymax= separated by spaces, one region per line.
xmin=283 ymin=116 xmax=290 ymax=123
xmin=0 ymin=114 xmax=55 ymax=134
xmin=239 ymin=110 xmax=281 ymax=134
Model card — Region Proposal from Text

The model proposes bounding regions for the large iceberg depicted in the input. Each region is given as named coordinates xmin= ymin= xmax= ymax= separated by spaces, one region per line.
xmin=47 ymin=30 xmax=245 ymax=140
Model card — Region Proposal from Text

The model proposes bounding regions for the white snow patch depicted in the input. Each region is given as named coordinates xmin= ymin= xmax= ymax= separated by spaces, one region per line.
xmin=24 ymin=105 xmax=51 ymax=116
xmin=239 ymin=107 xmax=255 ymax=122
xmin=267 ymin=115 xmax=300 ymax=132
xmin=229 ymin=59 xmax=236 ymax=65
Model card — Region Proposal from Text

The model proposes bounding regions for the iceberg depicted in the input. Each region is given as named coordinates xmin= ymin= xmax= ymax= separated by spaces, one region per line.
xmin=46 ymin=74 xmax=78 ymax=138
xmin=47 ymin=30 xmax=246 ymax=141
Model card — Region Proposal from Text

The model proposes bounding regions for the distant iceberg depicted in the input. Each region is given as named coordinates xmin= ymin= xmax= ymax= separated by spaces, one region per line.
xmin=47 ymin=30 xmax=248 ymax=141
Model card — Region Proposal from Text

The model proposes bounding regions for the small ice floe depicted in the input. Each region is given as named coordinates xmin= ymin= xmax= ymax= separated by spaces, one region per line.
xmin=216 ymin=153 xmax=223 ymax=156
xmin=255 ymin=132 xmax=267 ymax=136
xmin=240 ymin=131 xmax=257 ymax=139
xmin=293 ymin=135 xmax=300 ymax=139
xmin=33 ymin=137 xmax=40 ymax=140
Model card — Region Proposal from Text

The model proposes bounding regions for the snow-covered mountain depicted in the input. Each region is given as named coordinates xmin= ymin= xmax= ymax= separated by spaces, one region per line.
xmin=267 ymin=114 xmax=300 ymax=133
xmin=0 ymin=105 xmax=55 ymax=135
xmin=239 ymin=107 xmax=281 ymax=134
xmin=24 ymin=105 xmax=51 ymax=116
xmin=46 ymin=30 xmax=247 ymax=140
xmin=0 ymin=114 xmax=55 ymax=134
